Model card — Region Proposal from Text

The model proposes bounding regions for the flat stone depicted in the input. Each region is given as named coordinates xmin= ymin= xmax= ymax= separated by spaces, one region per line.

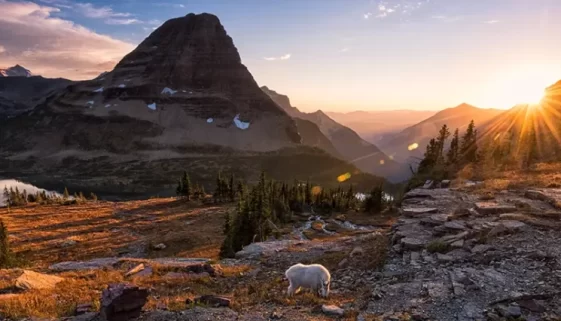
xmin=439 ymin=231 xmax=469 ymax=244
xmin=499 ymin=219 xmax=527 ymax=231
xmin=322 ymin=304 xmax=345 ymax=316
xmin=423 ymin=180 xmax=435 ymax=189
xmin=450 ymin=239 xmax=464 ymax=248
xmin=402 ymin=207 xmax=438 ymax=216
xmin=444 ymin=220 xmax=467 ymax=231
xmin=401 ymin=237 xmax=427 ymax=250
xmin=100 ymin=283 xmax=149 ymax=321
xmin=436 ymin=253 xmax=454 ymax=262
xmin=410 ymin=251 xmax=420 ymax=263
xmin=15 ymin=270 xmax=64 ymax=290
xmin=152 ymin=243 xmax=166 ymax=250
xmin=475 ymin=202 xmax=517 ymax=215
xmin=49 ymin=257 xmax=120 ymax=271
xmin=517 ymin=299 xmax=546 ymax=313
xmin=525 ymin=189 xmax=561 ymax=209
xmin=471 ymin=244 xmax=492 ymax=254
xmin=194 ymin=295 xmax=231 ymax=307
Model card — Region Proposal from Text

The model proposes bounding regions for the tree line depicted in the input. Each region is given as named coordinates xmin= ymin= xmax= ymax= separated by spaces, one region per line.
xmin=2 ymin=186 xmax=97 ymax=208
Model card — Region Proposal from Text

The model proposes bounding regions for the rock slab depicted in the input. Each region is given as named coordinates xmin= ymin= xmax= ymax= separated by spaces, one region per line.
xmin=15 ymin=270 xmax=64 ymax=290
xmin=100 ymin=283 xmax=149 ymax=321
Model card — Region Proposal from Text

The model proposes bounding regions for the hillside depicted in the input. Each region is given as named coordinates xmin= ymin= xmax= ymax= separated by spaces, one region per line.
xmin=0 ymin=76 xmax=72 ymax=119
xmin=378 ymin=103 xmax=503 ymax=163
xmin=261 ymin=87 xmax=410 ymax=182
xmin=0 ymin=13 xmax=386 ymax=196
xmin=326 ymin=109 xmax=437 ymax=144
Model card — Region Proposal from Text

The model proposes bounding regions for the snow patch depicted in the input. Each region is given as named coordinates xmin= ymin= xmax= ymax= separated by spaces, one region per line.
xmin=86 ymin=100 xmax=94 ymax=108
xmin=207 ymin=118 xmax=213 ymax=123
xmin=189 ymin=91 xmax=193 ymax=94
xmin=118 ymin=84 xmax=126 ymax=88
xmin=104 ymin=104 xmax=111 ymax=108
xmin=181 ymin=90 xmax=186 ymax=93
xmin=147 ymin=103 xmax=156 ymax=110
xmin=93 ymin=87 xmax=103 ymax=93
xmin=233 ymin=114 xmax=250 ymax=130
xmin=161 ymin=87 xmax=177 ymax=95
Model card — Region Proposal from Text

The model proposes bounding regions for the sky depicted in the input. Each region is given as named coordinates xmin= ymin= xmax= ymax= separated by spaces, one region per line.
xmin=2 ymin=0 xmax=561 ymax=112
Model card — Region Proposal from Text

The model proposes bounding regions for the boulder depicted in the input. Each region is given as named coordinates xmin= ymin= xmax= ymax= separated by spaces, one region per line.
xmin=321 ymin=304 xmax=345 ymax=316
xmin=100 ymin=283 xmax=149 ymax=321
xmin=471 ymin=244 xmax=492 ymax=254
xmin=193 ymin=295 xmax=231 ymax=307
xmin=15 ymin=270 xmax=64 ymax=290
xmin=152 ymin=243 xmax=167 ymax=250
xmin=49 ymin=257 xmax=120 ymax=271
xmin=423 ymin=180 xmax=435 ymax=189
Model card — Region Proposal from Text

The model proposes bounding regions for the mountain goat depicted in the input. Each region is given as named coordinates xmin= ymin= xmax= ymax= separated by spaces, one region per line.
xmin=285 ymin=263 xmax=331 ymax=298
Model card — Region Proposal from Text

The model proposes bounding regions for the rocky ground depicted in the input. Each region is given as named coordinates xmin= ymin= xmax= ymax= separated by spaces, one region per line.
xmin=2 ymin=184 xmax=561 ymax=320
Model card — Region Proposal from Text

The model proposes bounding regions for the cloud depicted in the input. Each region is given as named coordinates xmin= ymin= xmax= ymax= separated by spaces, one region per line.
xmin=363 ymin=12 xmax=372 ymax=19
xmin=74 ymin=2 xmax=131 ymax=19
xmin=431 ymin=15 xmax=463 ymax=23
xmin=485 ymin=20 xmax=499 ymax=24
xmin=105 ymin=18 xmax=141 ymax=25
xmin=263 ymin=53 xmax=291 ymax=61
xmin=0 ymin=0 xmax=134 ymax=80
xmin=0 ymin=45 xmax=5 ymax=53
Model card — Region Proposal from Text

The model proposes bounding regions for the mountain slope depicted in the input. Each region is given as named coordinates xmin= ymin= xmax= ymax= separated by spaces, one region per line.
xmin=0 ymin=64 xmax=32 ymax=77
xmin=379 ymin=103 xmax=503 ymax=163
xmin=0 ymin=76 xmax=72 ymax=119
xmin=262 ymin=86 xmax=409 ymax=182
xmin=326 ymin=110 xmax=437 ymax=144
xmin=0 ymin=13 xmax=385 ymax=196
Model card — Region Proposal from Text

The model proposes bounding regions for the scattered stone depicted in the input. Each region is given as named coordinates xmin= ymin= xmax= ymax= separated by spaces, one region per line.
xmin=152 ymin=243 xmax=167 ymax=250
xmin=496 ymin=304 xmax=522 ymax=318
xmin=471 ymin=244 xmax=492 ymax=254
xmin=444 ymin=220 xmax=467 ymax=231
xmin=58 ymin=239 xmax=78 ymax=248
xmin=100 ymin=283 xmax=149 ymax=321
xmin=75 ymin=303 xmax=94 ymax=315
xmin=194 ymin=295 xmax=231 ymax=307
xmin=487 ymin=224 xmax=508 ymax=238
xmin=436 ymin=253 xmax=454 ymax=262
xmin=439 ymin=231 xmax=469 ymax=244
xmin=401 ymin=237 xmax=427 ymax=250
xmin=474 ymin=202 xmax=517 ymax=215
xmin=499 ymin=219 xmax=527 ymax=231
xmin=525 ymin=189 xmax=561 ymax=209
xmin=321 ymin=304 xmax=345 ymax=316
xmin=423 ymin=180 xmax=435 ymax=189
xmin=517 ymin=299 xmax=546 ymax=313
xmin=450 ymin=239 xmax=464 ymax=249
xmin=49 ymin=257 xmax=120 ymax=271
xmin=402 ymin=207 xmax=438 ymax=216
xmin=131 ymin=266 xmax=153 ymax=279
xmin=440 ymin=180 xmax=451 ymax=188
xmin=15 ymin=270 xmax=64 ymax=290
xmin=350 ymin=246 xmax=364 ymax=257
xmin=338 ymin=258 xmax=348 ymax=268
xmin=125 ymin=264 xmax=145 ymax=277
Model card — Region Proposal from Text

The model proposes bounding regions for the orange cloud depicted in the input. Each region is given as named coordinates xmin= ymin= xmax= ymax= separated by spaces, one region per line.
xmin=0 ymin=0 xmax=134 ymax=80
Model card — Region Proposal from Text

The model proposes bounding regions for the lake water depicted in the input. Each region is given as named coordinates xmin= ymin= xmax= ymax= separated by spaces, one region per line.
xmin=0 ymin=179 xmax=60 ymax=206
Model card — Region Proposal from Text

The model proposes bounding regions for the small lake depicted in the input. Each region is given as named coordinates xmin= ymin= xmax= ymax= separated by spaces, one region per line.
xmin=0 ymin=179 xmax=60 ymax=206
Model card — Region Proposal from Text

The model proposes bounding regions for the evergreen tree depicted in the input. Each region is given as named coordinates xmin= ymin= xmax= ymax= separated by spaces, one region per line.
xmin=418 ymin=138 xmax=439 ymax=175
xmin=180 ymin=171 xmax=192 ymax=200
xmin=228 ymin=174 xmax=235 ymax=202
xmin=176 ymin=179 xmax=183 ymax=196
xmin=460 ymin=120 xmax=478 ymax=163
xmin=0 ymin=220 xmax=11 ymax=267
xmin=364 ymin=185 xmax=384 ymax=214
xmin=3 ymin=187 xmax=9 ymax=206
xmin=436 ymin=124 xmax=451 ymax=163
xmin=305 ymin=180 xmax=312 ymax=205
xmin=63 ymin=187 xmax=70 ymax=200
xmin=89 ymin=192 xmax=98 ymax=202
xmin=447 ymin=128 xmax=460 ymax=165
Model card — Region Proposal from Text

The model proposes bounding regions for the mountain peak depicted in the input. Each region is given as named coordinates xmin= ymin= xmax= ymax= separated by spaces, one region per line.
xmin=0 ymin=64 xmax=32 ymax=77
xmin=454 ymin=103 xmax=476 ymax=110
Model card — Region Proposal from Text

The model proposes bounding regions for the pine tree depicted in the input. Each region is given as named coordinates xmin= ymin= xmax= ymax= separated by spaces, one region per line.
xmin=176 ymin=179 xmax=183 ymax=196
xmin=214 ymin=171 xmax=223 ymax=202
xmin=223 ymin=211 xmax=231 ymax=235
xmin=63 ymin=187 xmax=70 ymax=200
xmin=181 ymin=171 xmax=192 ymax=201
xmin=460 ymin=120 xmax=478 ymax=163
xmin=436 ymin=124 xmax=451 ymax=162
xmin=2 ymin=187 xmax=9 ymax=206
xmin=305 ymin=180 xmax=312 ymax=205
xmin=228 ymin=174 xmax=235 ymax=202
xmin=364 ymin=185 xmax=384 ymax=214
xmin=0 ymin=220 xmax=11 ymax=267
xmin=447 ymin=128 xmax=460 ymax=165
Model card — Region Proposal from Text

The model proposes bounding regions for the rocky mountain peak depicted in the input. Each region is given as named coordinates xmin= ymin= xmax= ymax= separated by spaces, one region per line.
xmin=0 ymin=64 xmax=32 ymax=77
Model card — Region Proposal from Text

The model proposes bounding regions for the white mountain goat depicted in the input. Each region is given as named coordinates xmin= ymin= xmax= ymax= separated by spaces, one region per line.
xmin=285 ymin=263 xmax=331 ymax=297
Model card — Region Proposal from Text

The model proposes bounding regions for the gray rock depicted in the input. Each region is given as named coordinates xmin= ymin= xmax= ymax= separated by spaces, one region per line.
xmin=440 ymin=180 xmax=451 ymax=188
xmin=321 ymin=304 xmax=345 ymax=316
xmin=152 ymin=243 xmax=167 ymax=250
xmin=471 ymin=244 xmax=492 ymax=254
xmin=450 ymin=239 xmax=464 ymax=248
xmin=444 ymin=220 xmax=467 ymax=231
xmin=423 ymin=180 xmax=435 ymax=189
xmin=402 ymin=207 xmax=438 ymax=216
xmin=436 ymin=253 xmax=454 ymax=262
xmin=100 ymin=283 xmax=149 ymax=321
xmin=49 ymin=257 xmax=120 ymax=271
xmin=401 ymin=237 xmax=427 ymax=250
xmin=15 ymin=270 xmax=64 ymax=290
xmin=475 ymin=202 xmax=517 ymax=215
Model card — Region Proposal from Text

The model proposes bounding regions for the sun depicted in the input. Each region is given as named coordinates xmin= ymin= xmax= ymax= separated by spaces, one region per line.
xmin=482 ymin=65 xmax=557 ymax=109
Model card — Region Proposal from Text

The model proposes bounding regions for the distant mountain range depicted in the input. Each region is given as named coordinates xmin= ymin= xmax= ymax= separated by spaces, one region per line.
xmin=0 ymin=64 xmax=32 ymax=77
xmin=326 ymin=110 xmax=437 ymax=144
xmin=377 ymin=103 xmax=503 ymax=163
xmin=261 ymin=87 xmax=410 ymax=182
